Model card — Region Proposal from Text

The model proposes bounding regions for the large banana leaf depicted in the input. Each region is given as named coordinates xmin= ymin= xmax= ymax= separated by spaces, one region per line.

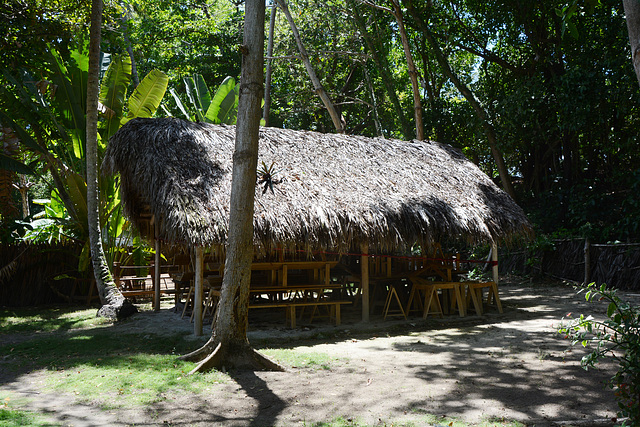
xmin=0 ymin=153 xmax=35 ymax=175
xmin=66 ymin=172 xmax=88 ymax=236
xmin=99 ymin=54 xmax=132 ymax=139
xmin=194 ymin=74 xmax=211 ymax=113
xmin=121 ymin=69 xmax=168 ymax=125
xmin=0 ymin=110 xmax=46 ymax=154
xmin=183 ymin=75 xmax=204 ymax=122
xmin=169 ymin=87 xmax=191 ymax=120
xmin=48 ymin=47 xmax=86 ymax=158
xmin=205 ymin=76 xmax=239 ymax=124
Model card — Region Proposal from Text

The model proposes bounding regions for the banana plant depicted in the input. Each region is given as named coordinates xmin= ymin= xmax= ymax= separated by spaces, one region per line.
xmin=0 ymin=44 xmax=169 ymax=269
xmin=171 ymin=74 xmax=240 ymax=124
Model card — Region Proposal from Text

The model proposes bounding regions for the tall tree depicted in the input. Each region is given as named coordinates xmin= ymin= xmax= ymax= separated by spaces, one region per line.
xmin=275 ymin=0 xmax=346 ymax=133
xmin=347 ymin=0 xmax=412 ymax=139
xmin=405 ymin=1 xmax=516 ymax=198
xmin=623 ymin=0 xmax=640 ymax=86
xmin=86 ymin=0 xmax=136 ymax=319
xmin=357 ymin=0 xmax=424 ymax=140
xmin=180 ymin=0 xmax=282 ymax=372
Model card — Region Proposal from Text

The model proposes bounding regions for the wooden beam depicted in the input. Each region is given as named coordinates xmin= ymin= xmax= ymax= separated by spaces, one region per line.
xmin=194 ymin=246 xmax=204 ymax=336
xmin=361 ymin=243 xmax=369 ymax=322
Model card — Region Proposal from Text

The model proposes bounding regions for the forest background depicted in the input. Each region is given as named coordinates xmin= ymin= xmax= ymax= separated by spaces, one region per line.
xmin=1 ymin=0 xmax=639 ymax=274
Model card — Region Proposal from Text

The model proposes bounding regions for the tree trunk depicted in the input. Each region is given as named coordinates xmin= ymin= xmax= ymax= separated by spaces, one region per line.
xmin=410 ymin=6 xmax=516 ymax=199
xmin=389 ymin=0 xmax=424 ymax=140
xmin=623 ymin=0 xmax=640 ymax=86
xmin=181 ymin=0 xmax=283 ymax=373
xmin=275 ymin=0 xmax=346 ymax=133
xmin=263 ymin=2 xmax=277 ymax=126
xmin=87 ymin=0 xmax=136 ymax=320
xmin=348 ymin=0 xmax=412 ymax=139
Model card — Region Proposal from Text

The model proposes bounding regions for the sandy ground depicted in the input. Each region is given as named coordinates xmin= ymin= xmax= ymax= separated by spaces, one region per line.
xmin=2 ymin=280 xmax=637 ymax=427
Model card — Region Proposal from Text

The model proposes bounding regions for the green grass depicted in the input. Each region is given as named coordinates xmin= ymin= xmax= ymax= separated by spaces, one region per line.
xmin=1 ymin=306 xmax=526 ymax=426
xmin=261 ymin=348 xmax=340 ymax=370
xmin=0 ymin=306 xmax=340 ymax=410
xmin=0 ymin=307 xmax=110 ymax=334
xmin=0 ymin=399 xmax=58 ymax=427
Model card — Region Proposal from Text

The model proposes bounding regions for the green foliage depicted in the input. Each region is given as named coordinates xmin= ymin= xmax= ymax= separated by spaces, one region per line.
xmin=169 ymin=74 xmax=240 ymax=124
xmin=205 ymin=76 xmax=239 ymax=124
xmin=0 ymin=406 xmax=54 ymax=427
xmin=558 ymin=283 xmax=640 ymax=424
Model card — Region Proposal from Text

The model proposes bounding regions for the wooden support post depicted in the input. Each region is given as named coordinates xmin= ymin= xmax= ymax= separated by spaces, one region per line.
xmin=282 ymin=264 xmax=288 ymax=287
xmin=194 ymin=246 xmax=204 ymax=336
xmin=361 ymin=243 xmax=370 ymax=322
xmin=153 ymin=220 xmax=161 ymax=312
xmin=584 ymin=237 xmax=591 ymax=285
xmin=491 ymin=242 xmax=499 ymax=284
xmin=325 ymin=263 xmax=330 ymax=285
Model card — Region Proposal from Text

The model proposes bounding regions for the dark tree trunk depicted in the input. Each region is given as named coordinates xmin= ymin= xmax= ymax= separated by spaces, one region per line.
xmin=181 ymin=0 xmax=282 ymax=373
xmin=407 ymin=3 xmax=516 ymax=199
xmin=623 ymin=0 xmax=640 ymax=86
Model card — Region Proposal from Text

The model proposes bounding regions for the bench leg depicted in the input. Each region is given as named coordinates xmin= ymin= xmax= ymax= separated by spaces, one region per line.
xmin=288 ymin=306 xmax=297 ymax=328
xmin=490 ymin=282 xmax=503 ymax=313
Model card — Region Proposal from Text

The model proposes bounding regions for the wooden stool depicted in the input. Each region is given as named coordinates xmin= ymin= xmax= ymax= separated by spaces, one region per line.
xmin=465 ymin=281 xmax=503 ymax=315
xmin=423 ymin=281 xmax=466 ymax=318
xmin=383 ymin=283 xmax=407 ymax=320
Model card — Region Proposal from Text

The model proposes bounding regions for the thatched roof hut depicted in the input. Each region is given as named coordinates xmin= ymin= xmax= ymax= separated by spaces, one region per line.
xmin=103 ymin=117 xmax=531 ymax=254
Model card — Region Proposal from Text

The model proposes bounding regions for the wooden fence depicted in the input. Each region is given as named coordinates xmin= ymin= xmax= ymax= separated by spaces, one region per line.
xmin=0 ymin=242 xmax=94 ymax=307
xmin=499 ymin=239 xmax=640 ymax=291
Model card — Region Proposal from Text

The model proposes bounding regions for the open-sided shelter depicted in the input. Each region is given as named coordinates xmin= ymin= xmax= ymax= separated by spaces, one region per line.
xmin=103 ymin=117 xmax=532 ymax=332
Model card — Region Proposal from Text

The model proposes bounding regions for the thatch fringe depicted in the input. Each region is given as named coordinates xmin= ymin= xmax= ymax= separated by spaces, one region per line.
xmin=103 ymin=118 xmax=533 ymax=252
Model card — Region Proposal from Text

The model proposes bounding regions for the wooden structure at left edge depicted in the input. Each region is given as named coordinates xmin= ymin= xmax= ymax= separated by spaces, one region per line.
xmin=103 ymin=117 xmax=533 ymax=335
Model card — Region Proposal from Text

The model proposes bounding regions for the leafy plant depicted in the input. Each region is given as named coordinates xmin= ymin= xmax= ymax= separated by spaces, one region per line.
xmin=169 ymin=74 xmax=239 ymax=124
xmin=558 ymin=283 xmax=640 ymax=425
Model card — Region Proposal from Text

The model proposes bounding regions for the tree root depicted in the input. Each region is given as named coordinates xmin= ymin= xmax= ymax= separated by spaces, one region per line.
xmin=182 ymin=341 xmax=285 ymax=374
xmin=97 ymin=298 xmax=138 ymax=320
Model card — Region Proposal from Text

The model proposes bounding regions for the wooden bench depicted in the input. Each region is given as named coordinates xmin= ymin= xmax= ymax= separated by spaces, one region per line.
xmin=249 ymin=300 xmax=351 ymax=328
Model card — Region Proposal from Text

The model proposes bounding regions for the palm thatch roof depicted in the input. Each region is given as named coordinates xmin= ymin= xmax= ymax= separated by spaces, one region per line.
xmin=103 ymin=117 xmax=532 ymax=253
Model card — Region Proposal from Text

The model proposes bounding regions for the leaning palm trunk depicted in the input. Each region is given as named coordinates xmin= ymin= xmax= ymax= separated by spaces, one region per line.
xmin=86 ymin=0 xmax=136 ymax=320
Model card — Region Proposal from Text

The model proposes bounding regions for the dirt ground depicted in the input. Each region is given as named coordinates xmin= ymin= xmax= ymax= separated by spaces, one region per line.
xmin=2 ymin=279 xmax=638 ymax=427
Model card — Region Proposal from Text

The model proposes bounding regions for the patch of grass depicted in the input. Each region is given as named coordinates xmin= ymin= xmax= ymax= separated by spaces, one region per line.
xmin=1 ymin=327 xmax=226 ymax=408
xmin=45 ymin=353 xmax=227 ymax=408
xmin=0 ymin=307 xmax=110 ymax=334
xmin=0 ymin=398 xmax=57 ymax=427
xmin=261 ymin=348 xmax=339 ymax=370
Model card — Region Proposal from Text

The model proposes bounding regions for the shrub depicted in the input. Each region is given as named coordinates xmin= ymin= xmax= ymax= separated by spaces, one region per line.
xmin=558 ymin=283 xmax=640 ymax=425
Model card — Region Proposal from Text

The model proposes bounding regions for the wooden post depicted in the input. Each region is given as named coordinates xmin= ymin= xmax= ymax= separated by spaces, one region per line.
xmin=194 ymin=246 xmax=204 ymax=336
xmin=153 ymin=221 xmax=161 ymax=312
xmin=491 ymin=242 xmax=499 ymax=284
xmin=361 ymin=243 xmax=370 ymax=322
xmin=584 ymin=237 xmax=591 ymax=285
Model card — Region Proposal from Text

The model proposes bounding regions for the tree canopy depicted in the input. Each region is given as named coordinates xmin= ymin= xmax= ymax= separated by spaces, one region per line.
xmin=1 ymin=0 xmax=639 ymax=243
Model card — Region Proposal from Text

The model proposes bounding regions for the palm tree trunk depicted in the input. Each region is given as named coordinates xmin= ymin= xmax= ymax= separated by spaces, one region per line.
xmin=181 ymin=0 xmax=283 ymax=372
xmin=87 ymin=0 xmax=136 ymax=319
